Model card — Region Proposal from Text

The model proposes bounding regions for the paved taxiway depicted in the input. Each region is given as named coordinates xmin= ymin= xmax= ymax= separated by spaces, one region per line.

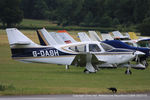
xmin=0 ymin=94 xmax=149 ymax=100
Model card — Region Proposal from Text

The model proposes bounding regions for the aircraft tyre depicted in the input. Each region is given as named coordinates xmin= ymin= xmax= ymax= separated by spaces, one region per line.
xmin=84 ymin=69 xmax=90 ymax=74
xmin=84 ymin=69 xmax=96 ymax=74
xmin=141 ymin=60 xmax=148 ymax=68
xmin=125 ymin=68 xmax=132 ymax=75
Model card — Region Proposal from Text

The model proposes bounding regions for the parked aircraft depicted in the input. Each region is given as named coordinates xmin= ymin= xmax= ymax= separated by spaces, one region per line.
xmin=99 ymin=31 xmax=150 ymax=64
xmin=78 ymin=32 xmax=148 ymax=67
xmin=36 ymin=28 xmax=146 ymax=74
xmin=111 ymin=31 xmax=150 ymax=49
xmin=6 ymin=28 xmax=145 ymax=74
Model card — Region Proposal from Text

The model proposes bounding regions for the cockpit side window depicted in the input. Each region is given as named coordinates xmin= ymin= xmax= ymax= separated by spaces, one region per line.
xmin=100 ymin=43 xmax=114 ymax=51
xmin=137 ymin=41 xmax=150 ymax=48
xmin=69 ymin=44 xmax=86 ymax=52
xmin=89 ymin=44 xmax=101 ymax=52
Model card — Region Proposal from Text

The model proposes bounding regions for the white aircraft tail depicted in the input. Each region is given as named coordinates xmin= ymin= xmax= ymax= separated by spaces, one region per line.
xmin=101 ymin=33 xmax=114 ymax=41
xmin=49 ymin=32 xmax=66 ymax=45
xmin=112 ymin=31 xmax=129 ymax=39
xmin=40 ymin=28 xmax=58 ymax=46
xmin=78 ymin=32 xmax=91 ymax=42
xmin=57 ymin=30 xmax=77 ymax=44
xmin=6 ymin=28 xmax=37 ymax=47
xmin=89 ymin=31 xmax=102 ymax=42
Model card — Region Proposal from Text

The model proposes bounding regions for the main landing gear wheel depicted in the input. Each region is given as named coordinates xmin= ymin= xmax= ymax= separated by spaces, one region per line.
xmin=84 ymin=69 xmax=90 ymax=74
xmin=141 ymin=60 xmax=148 ymax=68
xmin=84 ymin=69 xmax=96 ymax=74
xmin=125 ymin=68 xmax=132 ymax=75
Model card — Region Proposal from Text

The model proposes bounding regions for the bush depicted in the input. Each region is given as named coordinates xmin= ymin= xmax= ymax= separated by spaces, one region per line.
xmin=0 ymin=83 xmax=15 ymax=91
xmin=0 ymin=84 xmax=6 ymax=91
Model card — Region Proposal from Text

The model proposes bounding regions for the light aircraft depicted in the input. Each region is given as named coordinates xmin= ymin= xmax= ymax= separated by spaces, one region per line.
xmin=100 ymin=31 xmax=150 ymax=57
xmin=6 ymin=28 xmax=145 ymax=74
xmin=77 ymin=32 xmax=148 ymax=68
xmin=87 ymin=31 xmax=150 ymax=69
xmin=111 ymin=31 xmax=150 ymax=49
xmin=77 ymin=31 xmax=150 ymax=71
xmin=36 ymin=28 xmax=146 ymax=74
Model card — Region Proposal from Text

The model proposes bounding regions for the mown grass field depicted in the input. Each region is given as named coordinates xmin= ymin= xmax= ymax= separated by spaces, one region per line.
xmin=0 ymin=28 xmax=150 ymax=95
xmin=1 ymin=19 xmax=118 ymax=31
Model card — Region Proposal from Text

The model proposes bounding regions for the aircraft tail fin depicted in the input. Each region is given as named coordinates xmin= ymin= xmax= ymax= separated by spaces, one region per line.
xmin=128 ymin=32 xmax=139 ymax=40
xmin=57 ymin=30 xmax=77 ymax=43
xmin=40 ymin=28 xmax=58 ymax=46
xmin=89 ymin=31 xmax=102 ymax=41
xmin=78 ymin=32 xmax=91 ymax=42
xmin=49 ymin=32 xmax=66 ymax=45
xmin=36 ymin=30 xmax=48 ymax=46
xmin=101 ymin=33 xmax=114 ymax=41
xmin=6 ymin=28 xmax=37 ymax=47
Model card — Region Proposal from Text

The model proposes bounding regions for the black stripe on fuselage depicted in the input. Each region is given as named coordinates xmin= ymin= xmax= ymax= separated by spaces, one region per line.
xmin=11 ymin=47 xmax=74 ymax=58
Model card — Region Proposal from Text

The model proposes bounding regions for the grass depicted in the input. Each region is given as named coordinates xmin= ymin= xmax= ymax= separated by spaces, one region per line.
xmin=18 ymin=19 xmax=58 ymax=29
xmin=1 ymin=19 xmax=118 ymax=31
xmin=0 ymin=30 xmax=150 ymax=95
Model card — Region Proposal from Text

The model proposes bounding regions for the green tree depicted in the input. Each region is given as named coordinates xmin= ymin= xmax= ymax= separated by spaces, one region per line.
xmin=20 ymin=0 xmax=35 ymax=19
xmin=112 ymin=18 xmax=120 ymax=27
xmin=99 ymin=15 xmax=113 ymax=27
xmin=82 ymin=11 xmax=93 ymax=26
xmin=138 ymin=17 xmax=150 ymax=36
xmin=0 ymin=0 xmax=23 ymax=27
xmin=32 ymin=0 xmax=50 ymax=19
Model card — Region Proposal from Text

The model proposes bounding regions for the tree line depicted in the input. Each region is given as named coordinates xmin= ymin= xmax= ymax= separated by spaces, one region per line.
xmin=0 ymin=0 xmax=150 ymax=35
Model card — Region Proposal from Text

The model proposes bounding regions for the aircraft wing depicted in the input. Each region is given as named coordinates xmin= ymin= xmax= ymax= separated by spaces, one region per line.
xmin=78 ymin=32 xmax=91 ymax=42
xmin=71 ymin=53 xmax=104 ymax=67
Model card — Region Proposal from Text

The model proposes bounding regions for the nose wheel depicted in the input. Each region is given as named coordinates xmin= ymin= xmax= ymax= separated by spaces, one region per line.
xmin=141 ymin=60 xmax=148 ymax=68
xmin=125 ymin=68 xmax=132 ymax=75
xmin=84 ymin=69 xmax=90 ymax=74
xmin=84 ymin=69 xmax=96 ymax=74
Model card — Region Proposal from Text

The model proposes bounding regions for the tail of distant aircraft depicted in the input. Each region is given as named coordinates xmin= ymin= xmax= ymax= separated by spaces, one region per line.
xmin=89 ymin=31 xmax=102 ymax=41
xmin=78 ymin=32 xmax=91 ymax=42
xmin=40 ymin=28 xmax=58 ymax=46
xmin=36 ymin=30 xmax=49 ymax=46
xmin=128 ymin=32 xmax=139 ymax=40
xmin=101 ymin=33 xmax=114 ymax=41
xmin=57 ymin=30 xmax=77 ymax=44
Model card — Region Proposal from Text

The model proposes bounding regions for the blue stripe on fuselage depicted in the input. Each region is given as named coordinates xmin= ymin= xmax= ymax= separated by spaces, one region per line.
xmin=11 ymin=47 xmax=74 ymax=58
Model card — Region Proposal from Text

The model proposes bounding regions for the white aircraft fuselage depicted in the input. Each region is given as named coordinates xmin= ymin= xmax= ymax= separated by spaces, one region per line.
xmin=11 ymin=41 xmax=136 ymax=66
